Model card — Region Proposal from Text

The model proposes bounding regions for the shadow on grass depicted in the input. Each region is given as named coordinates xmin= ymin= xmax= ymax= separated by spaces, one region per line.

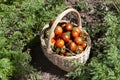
xmin=27 ymin=35 xmax=67 ymax=78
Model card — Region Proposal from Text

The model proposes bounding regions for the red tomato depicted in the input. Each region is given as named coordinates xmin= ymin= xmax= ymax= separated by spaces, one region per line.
xmin=74 ymin=37 xmax=83 ymax=45
xmin=65 ymin=22 xmax=73 ymax=31
xmin=61 ymin=32 xmax=70 ymax=42
xmin=77 ymin=46 xmax=84 ymax=53
xmin=73 ymin=27 xmax=81 ymax=34
xmin=69 ymin=42 xmax=77 ymax=52
xmin=68 ymin=39 xmax=72 ymax=44
xmin=73 ymin=27 xmax=83 ymax=36
xmin=82 ymin=41 xmax=87 ymax=48
xmin=72 ymin=31 xmax=79 ymax=38
xmin=55 ymin=39 xmax=64 ymax=48
xmin=60 ymin=49 xmax=66 ymax=55
xmin=51 ymin=37 xmax=56 ymax=44
xmin=54 ymin=26 xmax=63 ymax=35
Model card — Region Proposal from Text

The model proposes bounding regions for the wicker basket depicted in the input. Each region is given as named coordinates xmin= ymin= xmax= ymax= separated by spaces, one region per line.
xmin=40 ymin=8 xmax=91 ymax=72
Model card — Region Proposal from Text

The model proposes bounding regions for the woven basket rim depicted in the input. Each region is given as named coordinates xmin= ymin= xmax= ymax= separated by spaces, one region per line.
xmin=40 ymin=23 xmax=91 ymax=59
xmin=40 ymin=8 xmax=91 ymax=72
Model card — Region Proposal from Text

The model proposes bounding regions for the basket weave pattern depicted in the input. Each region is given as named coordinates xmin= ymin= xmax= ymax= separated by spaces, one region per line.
xmin=40 ymin=8 xmax=91 ymax=72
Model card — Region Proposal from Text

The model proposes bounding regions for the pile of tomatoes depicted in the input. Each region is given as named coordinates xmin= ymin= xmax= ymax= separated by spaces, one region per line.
xmin=50 ymin=20 xmax=88 ymax=56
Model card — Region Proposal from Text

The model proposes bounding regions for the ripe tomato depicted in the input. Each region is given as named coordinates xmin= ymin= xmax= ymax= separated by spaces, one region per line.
xmin=72 ymin=27 xmax=81 ymax=34
xmin=77 ymin=46 xmax=83 ymax=53
xmin=68 ymin=39 xmax=72 ymax=44
xmin=61 ymin=32 xmax=70 ymax=42
xmin=74 ymin=37 xmax=83 ymax=45
xmin=51 ymin=37 xmax=56 ymax=44
xmin=54 ymin=26 xmax=63 ymax=35
xmin=69 ymin=42 xmax=77 ymax=52
xmin=55 ymin=39 xmax=64 ymax=48
xmin=72 ymin=31 xmax=79 ymax=38
xmin=60 ymin=49 xmax=66 ymax=55
xmin=82 ymin=41 xmax=87 ymax=48
xmin=65 ymin=22 xmax=73 ymax=31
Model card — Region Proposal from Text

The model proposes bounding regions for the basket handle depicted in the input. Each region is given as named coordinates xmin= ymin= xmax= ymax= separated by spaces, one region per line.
xmin=48 ymin=8 xmax=82 ymax=49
